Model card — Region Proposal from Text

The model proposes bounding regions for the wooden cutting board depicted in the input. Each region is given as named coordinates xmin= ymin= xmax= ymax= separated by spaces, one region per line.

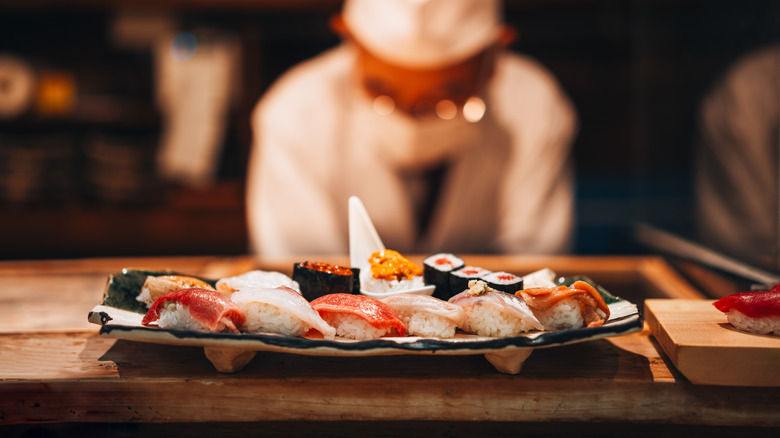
xmin=645 ymin=299 xmax=780 ymax=387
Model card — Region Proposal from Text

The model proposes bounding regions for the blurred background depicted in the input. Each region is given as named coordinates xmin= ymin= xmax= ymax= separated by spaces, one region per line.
xmin=0 ymin=0 xmax=778 ymax=261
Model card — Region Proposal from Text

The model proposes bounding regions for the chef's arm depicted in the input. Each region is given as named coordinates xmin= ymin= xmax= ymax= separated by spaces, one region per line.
xmin=246 ymin=102 xmax=345 ymax=257
xmin=497 ymin=89 xmax=578 ymax=255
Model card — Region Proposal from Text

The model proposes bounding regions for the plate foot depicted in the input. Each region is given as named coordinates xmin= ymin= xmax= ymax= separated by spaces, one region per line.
xmin=484 ymin=349 xmax=533 ymax=374
xmin=203 ymin=346 xmax=256 ymax=373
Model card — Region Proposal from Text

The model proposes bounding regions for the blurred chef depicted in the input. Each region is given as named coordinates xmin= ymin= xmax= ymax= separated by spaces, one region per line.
xmin=696 ymin=44 xmax=780 ymax=269
xmin=247 ymin=0 xmax=578 ymax=257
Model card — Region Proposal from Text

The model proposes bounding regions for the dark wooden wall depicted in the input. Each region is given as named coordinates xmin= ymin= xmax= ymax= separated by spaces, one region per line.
xmin=0 ymin=0 xmax=777 ymax=259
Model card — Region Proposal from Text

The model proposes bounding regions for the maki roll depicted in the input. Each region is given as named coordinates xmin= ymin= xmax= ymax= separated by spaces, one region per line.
xmin=311 ymin=293 xmax=406 ymax=340
xmin=482 ymin=271 xmax=524 ymax=294
xmin=423 ymin=253 xmax=465 ymax=301
xmin=449 ymin=266 xmax=491 ymax=298
xmin=141 ymin=288 xmax=246 ymax=333
xmin=292 ymin=261 xmax=361 ymax=301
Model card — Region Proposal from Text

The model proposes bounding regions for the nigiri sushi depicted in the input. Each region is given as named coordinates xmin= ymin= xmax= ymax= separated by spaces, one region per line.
xmin=136 ymin=275 xmax=217 ymax=307
xmin=713 ymin=287 xmax=780 ymax=336
xmin=381 ymin=294 xmax=466 ymax=338
xmin=216 ymin=270 xmax=301 ymax=295
xmin=141 ymin=288 xmax=246 ymax=333
xmin=230 ymin=286 xmax=336 ymax=340
xmin=310 ymin=293 xmax=406 ymax=340
xmin=360 ymin=249 xmax=424 ymax=294
xmin=449 ymin=280 xmax=544 ymax=337
xmin=516 ymin=280 xmax=610 ymax=330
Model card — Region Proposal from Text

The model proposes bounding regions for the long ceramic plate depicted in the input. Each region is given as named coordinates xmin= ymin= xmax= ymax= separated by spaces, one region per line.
xmin=88 ymin=268 xmax=642 ymax=374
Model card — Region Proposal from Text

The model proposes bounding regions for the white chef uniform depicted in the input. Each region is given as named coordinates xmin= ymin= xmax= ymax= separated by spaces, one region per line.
xmin=246 ymin=0 xmax=578 ymax=257
xmin=247 ymin=47 xmax=576 ymax=256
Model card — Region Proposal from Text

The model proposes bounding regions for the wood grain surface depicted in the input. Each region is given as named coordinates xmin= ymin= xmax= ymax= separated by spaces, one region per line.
xmin=2 ymin=255 xmax=777 ymax=429
xmin=646 ymin=299 xmax=780 ymax=387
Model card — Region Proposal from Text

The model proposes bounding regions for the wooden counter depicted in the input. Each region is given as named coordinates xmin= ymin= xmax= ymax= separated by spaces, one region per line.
xmin=1 ymin=255 xmax=778 ymax=436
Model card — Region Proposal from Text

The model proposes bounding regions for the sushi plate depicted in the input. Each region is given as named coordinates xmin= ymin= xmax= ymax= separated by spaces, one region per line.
xmin=88 ymin=268 xmax=642 ymax=374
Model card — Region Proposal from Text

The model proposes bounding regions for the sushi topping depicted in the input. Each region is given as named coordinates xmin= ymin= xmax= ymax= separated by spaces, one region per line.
xmin=467 ymin=279 xmax=494 ymax=296
xmin=311 ymin=293 xmax=406 ymax=337
xmin=300 ymin=261 xmax=353 ymax=276
xmin=137 ymin=275 xmax=217 ymax=306
xmin=142 ymin=287 xmax=246 ymax=333
xmin=368 ymin=249 xmax=422 ymax=281
xmin=516 ymin=281 xmax=610 ymax=327
xmin=713 ymin=287 xmax=780 ymax=318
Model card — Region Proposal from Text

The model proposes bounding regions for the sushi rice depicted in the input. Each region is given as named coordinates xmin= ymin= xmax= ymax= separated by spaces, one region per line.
xmin=531 ymin=296 xmax=588 ymax=330
xmin=156 ymin=302 xmax=232 ymax=332
xmin=397 ymin=312 xmax=459 ymax=338
xmin=725 ymin=310 xmax=780 ymax=335
xmin=460 ymin=304 xmax=541 ymax=337
xmin=320 ymin=312 xmax=389 ymax=340
xmin=239 ymin=302 xmax=309 ymax=337
xmin=360 ymin=270 xmax=425 ymax=293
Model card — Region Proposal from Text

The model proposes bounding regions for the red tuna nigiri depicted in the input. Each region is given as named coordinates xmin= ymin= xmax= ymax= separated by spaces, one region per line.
xmin=310 ymin=293 xmax=406 ymax=337
xmin=142 ymin=287 xmax=246 ymax=333
xmin=713 ymin=289 xmax=780 ymax=318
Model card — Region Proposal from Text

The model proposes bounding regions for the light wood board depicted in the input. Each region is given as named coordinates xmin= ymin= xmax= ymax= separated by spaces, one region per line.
xmin=645 ymin=299 xmax=780 ymax=387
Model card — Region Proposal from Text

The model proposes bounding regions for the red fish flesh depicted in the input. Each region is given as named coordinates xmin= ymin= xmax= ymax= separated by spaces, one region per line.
xmin=142 ymin=287 xmax=246 ymax=333
xmin=310 ymin=293 xmax=406 ymax=337
xmin=713 ymin=287 xmax=780 ymax=318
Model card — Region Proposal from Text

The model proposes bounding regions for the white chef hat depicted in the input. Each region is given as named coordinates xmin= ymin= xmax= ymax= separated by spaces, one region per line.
xmin=343 ymin=0 xmax=502 ymax=69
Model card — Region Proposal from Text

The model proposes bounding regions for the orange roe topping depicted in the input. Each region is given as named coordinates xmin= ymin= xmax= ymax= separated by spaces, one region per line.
xmin=368 ymin=249 xmax=422 ymax=281
xmin=301 ymin=261 xmax=353 ymax=276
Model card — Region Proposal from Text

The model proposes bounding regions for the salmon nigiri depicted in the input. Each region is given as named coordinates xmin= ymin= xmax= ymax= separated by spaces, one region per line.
xmin=310 ymin=293 xmax=406 ymax=340
xmin=142 ymin=288 xmax=246 ymax=333
xmin=516 ymin=280 xmax=610 ymax=330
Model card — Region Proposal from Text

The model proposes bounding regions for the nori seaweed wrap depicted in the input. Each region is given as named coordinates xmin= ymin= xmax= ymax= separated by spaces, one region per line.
xmin=482 ymin=271 xmax=524 ymax=294
xmin=293 ymin=261 xmax=361 ymax=302
xmin=448 ymin=266 xmax=491 ymax=298
xmin=423 ymin=253 xmax=465 ymax=300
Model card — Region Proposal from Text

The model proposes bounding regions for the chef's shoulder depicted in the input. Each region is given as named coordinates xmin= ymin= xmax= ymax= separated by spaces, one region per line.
xmin=493 ymin=51 xmax=574 ymax=114
xmin=492 ymin=51 xmax=577 ymax=137
xmin=252 ymin=45 xmax=352 ymax=132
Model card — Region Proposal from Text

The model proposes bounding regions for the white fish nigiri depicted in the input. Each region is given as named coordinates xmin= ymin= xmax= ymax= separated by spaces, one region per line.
xmin=381 ymin=294 xmax=466 ymax=338
xmin=230 ymin=286 xmax=336 ymax=340
xmin=217 ymin=270 xmax=301 ymax=295
xmin=449 ymin=280 xmax=544 ymax=337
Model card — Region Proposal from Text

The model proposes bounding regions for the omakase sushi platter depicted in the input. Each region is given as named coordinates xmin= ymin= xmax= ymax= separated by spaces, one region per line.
xmin=87 ymin=197 xmax=640 ymax=374
xmin=88 ymin=267 xmax=641 ymax=374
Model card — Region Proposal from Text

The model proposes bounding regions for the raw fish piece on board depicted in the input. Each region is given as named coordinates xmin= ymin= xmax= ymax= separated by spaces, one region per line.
xmin=713 ymin=287 xmax=780 ymax=336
